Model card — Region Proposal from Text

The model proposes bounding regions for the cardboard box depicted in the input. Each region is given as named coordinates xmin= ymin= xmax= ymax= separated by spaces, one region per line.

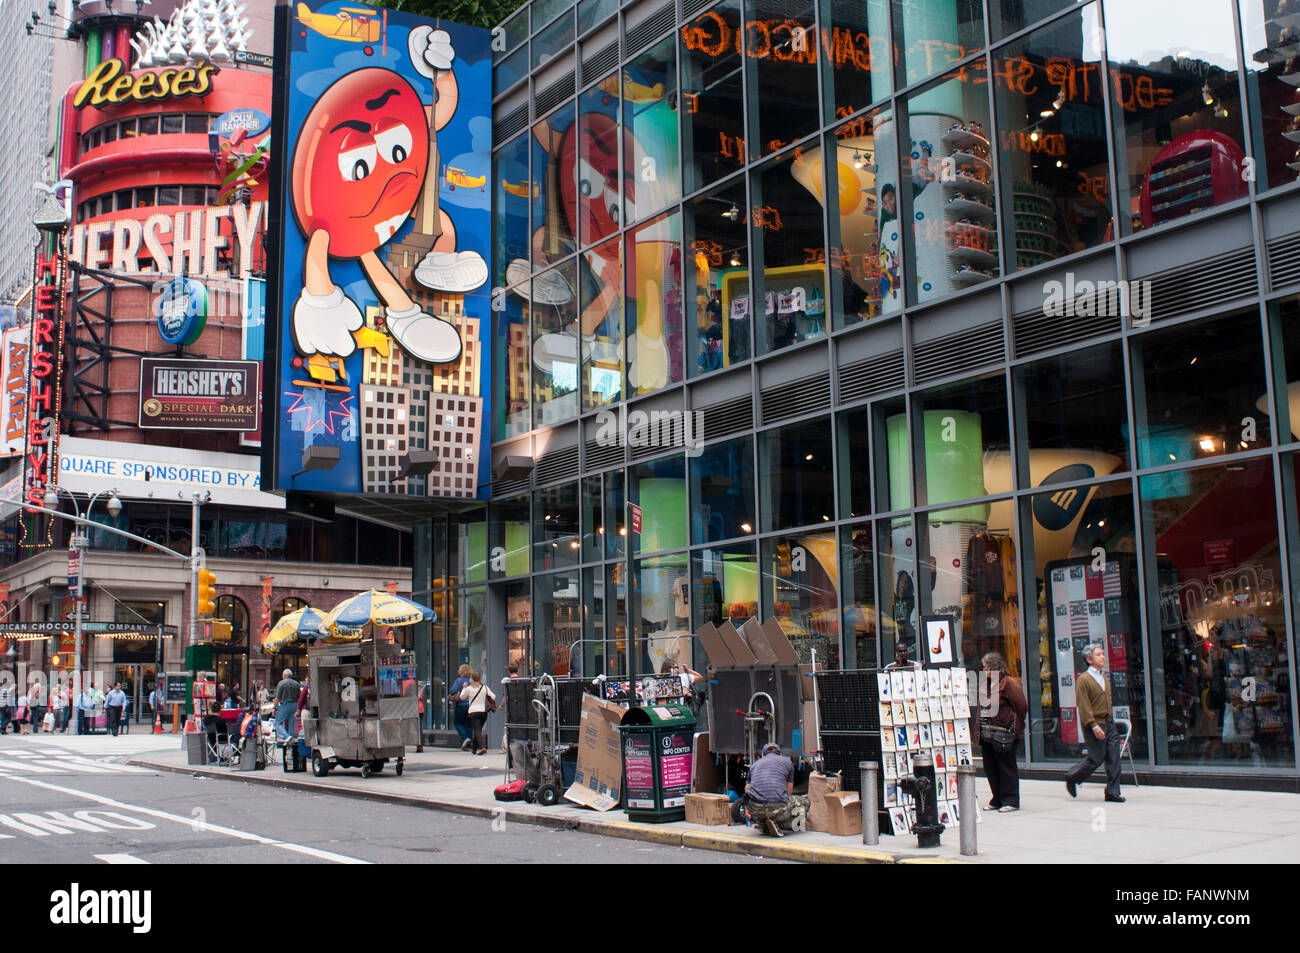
xmin=802 ymin=699 xmax=819 ymax=753
xmin=806 ymin=771 xmax=841 ymax=832
xmin=693 ymin=731 xmax=722 ymax=793
xmin=564 ymin=694 xmax=625 ymax=811
xmin=684 ymin=792 xmax=731 ymax=826
xmin=823 ymin=792 xmax=863 ymax=836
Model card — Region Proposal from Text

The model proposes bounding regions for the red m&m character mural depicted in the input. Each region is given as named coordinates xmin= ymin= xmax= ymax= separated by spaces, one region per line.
xmin=289 ymin=26 xmax=487 ymax=366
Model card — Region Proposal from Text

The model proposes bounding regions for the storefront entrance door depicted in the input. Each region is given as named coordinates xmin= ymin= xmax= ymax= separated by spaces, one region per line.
xmin=113 ymin=664 xmax=157 ymax=724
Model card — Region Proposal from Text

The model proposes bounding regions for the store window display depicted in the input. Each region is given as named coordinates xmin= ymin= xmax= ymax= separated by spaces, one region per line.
xmin=530 ymin=102 xmax=577 ymax=270
xmin=1103 ymin=0 xmax=1247 ymax=233
xmin=992 ymin=7 xmax=1113 ymax=270
xmin=582 ymin=235 xmax=623 ymax=409
xmin=759 ymin=417 xmax=835 ymax=530
xmin=531 ymin=259 xmax=579 ymax=428
xmin=838 ymin=407 xmax=871 ymax=519
xmin=840 ymin=522 xmax=879 ymax=668
xmin=762 ymin=534 xmax=840 ymax=666
xmin=1270 ymin=294 xmax=1300 ymax=444
xmin=877 ymin=516 xmax=917 ymax=662
xmin=1131 ymin=310 xmax=1272 ymax=470
xmin=1141 ymin=459 xmax=1292 ymax=768
xmin=907 ymin=372 xmax=1014 ymax=507
xmin=489 ymin=495 xmax=530 ymax=578
xmin=1238 ymin=0 xmax=1300 ymax=193
xmin=874 ymin=394 xmax=910 ymax=511
xmin=890 ymin=0 xmax=985 ymax=87
xmin=823 ymin=109 xmax=905 ymax=325
xmin=633 ymin=553 xmax=691 ymax=674
xmin=1019 ymin=480 xmax=1147 ymax=761
xmin=902 ymin=71 xmax=1000 ymax=304
xmin=686 ymin=177 xmax=752 ymax=375
xmin=821 ymin=0 xmax=891 ymax=120
xmin=751 ymin=146 xmax=830 ymax=353
xmin=578 ymin=79 xmax=623 ymax=249
xmin=692 ymin=544 xmax=759 ymax=636
xmin=1012 ymin=341 xmax=1131 ymax=482
xmin=626 ymin=210 xmax=684 ymax=396
xmin=690 ymin=435 xmax=756 ymax=544
xmin=680 ymin=0 xmax=746 ymax=192
xmin=630 ymin=453 xmax=687 ymax=555
xmin=623 ymin=37 xmax=681 ymax=226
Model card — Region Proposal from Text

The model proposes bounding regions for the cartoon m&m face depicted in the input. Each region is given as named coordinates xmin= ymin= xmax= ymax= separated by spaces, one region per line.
xmin=560 ymin=112 xmax=635 ymax=246
xmin=291 ymin=68 xmax=429 ymax=259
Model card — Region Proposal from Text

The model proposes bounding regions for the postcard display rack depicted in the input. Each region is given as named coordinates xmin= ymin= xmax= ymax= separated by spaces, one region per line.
xmin=875 ymin=665 xmax=980 ymax=835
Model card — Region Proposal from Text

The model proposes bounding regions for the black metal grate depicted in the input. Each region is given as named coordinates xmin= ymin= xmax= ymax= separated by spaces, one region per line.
xmin=494 ymin=475 xmax=531 ymax=496
xmin=1267 ymin=232 xmax=1300 ymax=292
xmin=584 ymin=435 xmax=625 ymax=471
xmin=1144 ymin=246 xmax=1256 ymax=324
xmin=581 ymin=42 xmax=618 ymax=86
xmin=814 ymin=670 xmax=880 ymax=733
xmin=535 ymin=445 xmax=579 ymax=485
xmin=1012 ymin=306 xmax=1121 ymax=358
xmin=681 ymin=0 xmax=712 ymax=18
xmin=760 ymin=371 xmax=831 ymax=424
xmin=493 ymin=103 xmax=528 ymax=143
xmin=698 ymin=395 xmax=753 ymax=441
xmin=913 ymin=322 xmax=1003 ymax=384
xmin=837 ymin=350 xmax=904 ymax=404
xmin=817 ymin=733 xmax=884 ymax=795
xmin=534 ymin=73 xmax=575 ymax=119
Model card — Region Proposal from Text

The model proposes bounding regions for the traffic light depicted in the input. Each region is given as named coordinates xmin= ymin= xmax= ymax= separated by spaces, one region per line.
xmin=197 ymin=569 xmax=217 ymax=616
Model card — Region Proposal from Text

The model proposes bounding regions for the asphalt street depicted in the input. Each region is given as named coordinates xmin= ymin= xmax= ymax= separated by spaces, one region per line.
xmin=0 ymin=738 xmax=782 ymax=864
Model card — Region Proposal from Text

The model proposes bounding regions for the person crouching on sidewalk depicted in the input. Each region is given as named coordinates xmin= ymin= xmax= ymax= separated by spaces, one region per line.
xmin=743 ymin=742 xmax=810 ymax=837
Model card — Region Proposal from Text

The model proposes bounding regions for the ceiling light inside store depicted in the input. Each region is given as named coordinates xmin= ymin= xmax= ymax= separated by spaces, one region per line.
xmin=1053 ymin=90 xmax=1066 ymax=110
xmin=1030 ymin=130 xmax=1040 ymax=142
xmin=805 ymin=453 xmax=814 ymax=460
xmin=741 ymin=523 xmax=753 ymax=533
xmin=1198 ymin=438 xmax=1216 ymax=451
xmin=1040 ymin=108 xmax=1055 ymax=117
xmin=723 ymin=205 xmax=740 ymax=220
xmin=1202 ymin=82 xmax=1215 ymax=105
xmin=730 ymin=255 xmax=741 ymax=266
xmin=1056 ymin=160 xmax=1064 ymax=168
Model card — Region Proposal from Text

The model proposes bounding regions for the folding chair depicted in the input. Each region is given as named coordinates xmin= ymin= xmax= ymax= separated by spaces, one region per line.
xmin=205 ymin=729 xmax=240 ymax=767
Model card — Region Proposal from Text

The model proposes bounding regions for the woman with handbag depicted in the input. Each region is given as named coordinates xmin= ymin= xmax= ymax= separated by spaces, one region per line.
xmin=976 ymin=651 xmax=1028 ymax=812
xmin=459 ymin=671 xmax=496 ymax=756
xmin=449 ymin=664 xmax=473 ymax=751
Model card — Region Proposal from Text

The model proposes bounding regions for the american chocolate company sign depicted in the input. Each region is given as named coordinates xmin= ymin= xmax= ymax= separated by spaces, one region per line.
xmin=139 ymin=357 xmax=259 ymax=431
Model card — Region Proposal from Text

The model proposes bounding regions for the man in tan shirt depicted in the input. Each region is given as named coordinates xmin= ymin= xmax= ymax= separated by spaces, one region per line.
xmin=1064 ymin=644 xmax=1125 ymax=802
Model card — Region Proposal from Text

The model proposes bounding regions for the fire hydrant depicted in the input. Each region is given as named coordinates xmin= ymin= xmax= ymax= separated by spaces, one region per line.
xmin=899 ymin=749 xmax=945 ymax=848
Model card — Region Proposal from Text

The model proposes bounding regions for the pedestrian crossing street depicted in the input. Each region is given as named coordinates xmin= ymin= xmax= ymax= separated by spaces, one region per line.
xmin=0 ymin=734 xmax=174 ymax=776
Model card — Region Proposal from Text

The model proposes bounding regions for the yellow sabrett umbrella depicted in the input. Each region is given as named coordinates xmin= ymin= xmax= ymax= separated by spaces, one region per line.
xmin=261 ymin=606 xmax=328 ymax=654
xmin=318 ymin=589 xmax=436 ymax=636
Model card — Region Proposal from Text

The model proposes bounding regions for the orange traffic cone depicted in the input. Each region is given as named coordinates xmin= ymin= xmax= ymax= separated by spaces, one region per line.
xmin=153 ymin=711 xmax=163 ymax=734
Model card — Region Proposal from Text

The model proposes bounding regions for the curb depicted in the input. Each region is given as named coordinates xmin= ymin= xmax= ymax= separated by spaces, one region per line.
xmin=132 ymin=757 xmax=930 ymax=864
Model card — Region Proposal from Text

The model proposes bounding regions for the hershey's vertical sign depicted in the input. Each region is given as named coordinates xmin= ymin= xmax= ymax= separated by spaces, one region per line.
xmin=24 ymin=252 xmax=64 ymax=514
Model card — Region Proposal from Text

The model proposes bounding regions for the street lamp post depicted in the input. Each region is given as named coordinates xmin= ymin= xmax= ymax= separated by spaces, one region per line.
xmin=43 ymin=486 xmax=122 ymax=735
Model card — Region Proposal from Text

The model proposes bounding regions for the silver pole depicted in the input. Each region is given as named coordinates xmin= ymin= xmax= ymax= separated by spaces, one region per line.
xmin=957 ymin=764 xmax=977 ymax=856
xmin=860 ymin=760 xmax=878 ymax=845
xmin=72 ymin=532 xmax=85 ymax=735
xmin=189 ymin=494 xmax=200 ymax=647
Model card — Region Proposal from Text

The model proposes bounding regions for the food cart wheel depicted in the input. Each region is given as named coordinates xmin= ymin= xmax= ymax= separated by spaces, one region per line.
xmin=361 ymin=763 xmax=371 ymax=779
xmin=312 ymin=751 xmax=329 ymax=777
xmin=395 ymin=759 xmax=404 ymax=776
xmin=536 ymin=784 xmax=560 ymax=807
xmin=522 ymin=782 xmax=539 ymax=803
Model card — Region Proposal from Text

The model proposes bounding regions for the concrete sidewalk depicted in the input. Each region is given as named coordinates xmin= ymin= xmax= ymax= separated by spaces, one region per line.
xmin=129 ymin=743 xmax=1300 ymax=864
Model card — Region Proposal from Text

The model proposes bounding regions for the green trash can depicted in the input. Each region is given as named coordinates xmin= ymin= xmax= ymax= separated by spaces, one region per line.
xmin=620 ymin=703 xmax=696 ymax=823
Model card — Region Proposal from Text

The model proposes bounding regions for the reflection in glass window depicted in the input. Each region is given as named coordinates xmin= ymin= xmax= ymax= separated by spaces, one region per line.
xmin=627 ymin=211 xmax=683 ymax=395
xmin=993 ymin=7 xmax=1112 ymax=270
xmin=531 ymin=102 xmax=577 ymax=271
xmin=892 ymin=0 xmax=985 ymax=87
xmin=990 ymin=0 xmax=1087 ymax=39
xmin=746 ymin=0 xmax=820 ymax=157
xmin=752 ymin=147 xmax=829 ymax=353
xmin=161 ymin=114 xmax=183 ymax=134
xmin=680 ymin=0 xmax=746 ymax=191
xmin=1239 ymin=0 xmax=1300 ymax=193
xmin=1104 ymin=0 xmax=1246 ymax=233
xmin=535 ymin=483 xmax=580 ymax=571
xmin=578 ymin=0 xmax=617 ymax=33
xmin=839 ymin=522 xmax=878 ymax=668
xmin=581 ymin=235 xmax=622 ymax=408
xmin=686 ymin=177 xmax=750 ymax=374
xmin=492 ymin=133 xmax=530 ymax=299
xmin=759 ymin=417 xmax=835 ymax=530
xmin=911 ymin=372 xmax=1012 ymax=506
xmin=534 ymin=569 xmax=582 ymax=675
xmin=691 ymin=543 xmax=758 ymax=634
xmin=532 ymin=260 xmax=580 ymax=427
xmin=495 ymin=46 xmax=529 ymax=96
xmin=1019 ymin=480 xmax=1146 ymax=761
xmin=875 ymin=394 xmax=910 ymax=511
xmin=690 ymin=435 xmax=755 ymax=544
xmin=493 ymin=285 xmax=530 ymax=441
xmin=579 ymin=566 xmax=607 ymax=677
xmin=1013 ymin=342 xmax=1130 ymax=483
xmin=604 ymin=467 xmax=627 ymax=558
xmin=877 ymin=517 xmax=916 ymax=663
xmin=533 ymin=11 xmax=576 ymax=70
xmin=825 ymin=109 xmax=903 ymax=325
xmin=578 ymin=78 xmax=623 ymax=247
xmin=762 ymin=533 xmax=840 ymax=666
xmin=838 ymin=407 xmax=871 ymax=519
xmin=1132 ymin=310 xmax=1270 ymax=470
xmin=624 ymin=36 xmax=680 ymax=225
xmin=903 ymin=71 xmax=999 ymax=303
xmin=633 ymin=553 xmax=690 ymax=675
xmin=822 ymin=0 xmax=891 ymax=119
xmin=1271 ymin=294 xmax=1300 ymax=444
xmin=138 ymin=116 xmax=158 ymax=135
xmin=631 ymin=454 xmax=687 ymax=554
xmin=1142 ymin=460 xmax=1291 ymax=767
xmin=489 ymin=496 xmax=530 ymax=577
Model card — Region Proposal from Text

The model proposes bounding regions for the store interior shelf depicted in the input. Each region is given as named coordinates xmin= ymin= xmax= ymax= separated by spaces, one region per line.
xmin=943 ymin=174 xmax=993 ymax=195
xmin=942 ymin=126 xmax=989 ymax=152
xmin=948 ymin=244 xmax=997 ymax=266
xmin=945 ymin=196 xmax=995 ymax=217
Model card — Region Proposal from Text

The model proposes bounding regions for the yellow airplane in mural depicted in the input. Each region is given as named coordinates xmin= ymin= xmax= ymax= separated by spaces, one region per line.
xmin=445 ymin=166 xmax=486 ymax=189
xmin=296 ymin=3 xmax=385 ymax=44
xmin=596 ymin=70 xmax=665 ymax=103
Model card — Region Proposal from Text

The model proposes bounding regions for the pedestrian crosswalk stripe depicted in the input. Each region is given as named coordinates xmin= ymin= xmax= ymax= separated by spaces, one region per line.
xmin=95 ymin=853 xmax=149 ymax=864
xmin=0 ymin=759 xmax=64 ymax=773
